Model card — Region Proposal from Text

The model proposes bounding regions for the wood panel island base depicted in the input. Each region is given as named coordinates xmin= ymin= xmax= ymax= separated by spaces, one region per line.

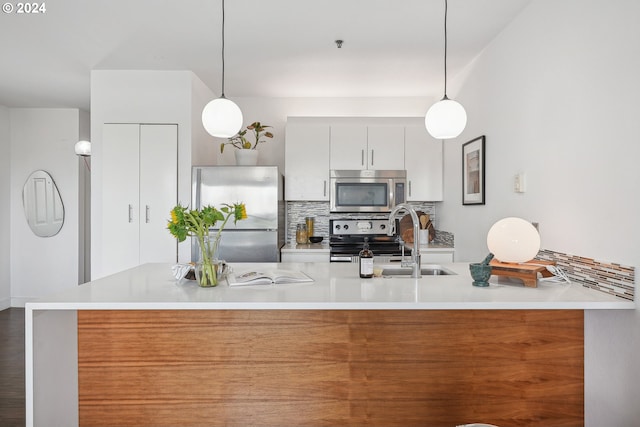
xmin=26 ymin=263 xmax=633 ymax=427
xmin=78 ymin=309 xmax=583 ymax=427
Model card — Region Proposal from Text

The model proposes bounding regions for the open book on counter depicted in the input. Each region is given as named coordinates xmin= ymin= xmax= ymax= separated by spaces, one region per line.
xmin=226 ymin=269 xmax=314 ymax=286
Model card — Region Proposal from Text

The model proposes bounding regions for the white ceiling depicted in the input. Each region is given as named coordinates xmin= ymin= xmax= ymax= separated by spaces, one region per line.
xmin=0 ymin=0 xmax=531 ymax=111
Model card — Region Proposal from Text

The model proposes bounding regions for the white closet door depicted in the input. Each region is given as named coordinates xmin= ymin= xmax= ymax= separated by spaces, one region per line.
xmin=101 ymin=124 xmax=140 ymax=276
xmin=139 ymin=124 xmax=178 ymax=264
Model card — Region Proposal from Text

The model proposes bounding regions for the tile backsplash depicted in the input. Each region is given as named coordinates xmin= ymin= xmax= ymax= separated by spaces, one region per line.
xmin=537 ymin=249 xmax=635 ymax=301
xmin=286 ymin=201 xmax=443 ymax=244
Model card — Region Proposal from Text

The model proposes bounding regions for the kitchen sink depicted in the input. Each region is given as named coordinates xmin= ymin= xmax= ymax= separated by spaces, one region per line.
xmin=379 ymin=264 xmax=456 ymax=277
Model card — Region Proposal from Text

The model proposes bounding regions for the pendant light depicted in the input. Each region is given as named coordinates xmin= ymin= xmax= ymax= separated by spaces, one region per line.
xmin=202 ymin=0 xmax=243 ymax=138
xmin=74 ymin=140 xmax=91 ymax=157
xmin=425 ymin=0 xmax=467 ymax=139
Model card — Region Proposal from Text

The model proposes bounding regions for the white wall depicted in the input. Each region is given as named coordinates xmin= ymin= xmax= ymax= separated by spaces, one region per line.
xmin=9 ymin=109 xmax=86 ymax=305
xmin=90 ymin=70 xmax=215 ymax=272
xmin=191 ymin=75 xmax=219 ymax=165
xmin=0 ymin=106 xmax=10 ymax=309
xmin=437 ymin=0 xmax=640 ymax=425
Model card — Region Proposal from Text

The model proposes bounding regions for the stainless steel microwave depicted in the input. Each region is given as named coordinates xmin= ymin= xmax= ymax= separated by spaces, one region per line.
xmin=329 ymin=170 xmax=406 ymax=213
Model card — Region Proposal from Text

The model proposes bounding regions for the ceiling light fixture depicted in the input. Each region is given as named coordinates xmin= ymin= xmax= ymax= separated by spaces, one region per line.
xmin=74 ymin=140 xmax=91 ymax=157
xmin=202 ymin=0 xmax=243 ymax=138
xmin=425 ymin=0 xmax=467 ymax=139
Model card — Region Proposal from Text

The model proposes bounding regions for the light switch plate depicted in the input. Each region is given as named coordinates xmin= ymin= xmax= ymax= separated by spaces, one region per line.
xmin=514 ymin=172 xmax=526 ymax=193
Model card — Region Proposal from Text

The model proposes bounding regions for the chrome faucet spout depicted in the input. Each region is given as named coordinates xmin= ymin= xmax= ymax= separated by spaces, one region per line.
xmin=387 ymin=203 xmax=421 ymax=278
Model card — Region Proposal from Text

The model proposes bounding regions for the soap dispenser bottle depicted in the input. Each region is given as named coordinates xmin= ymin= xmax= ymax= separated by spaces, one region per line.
xmin=359 ymin=237 xmax=374 ymax=278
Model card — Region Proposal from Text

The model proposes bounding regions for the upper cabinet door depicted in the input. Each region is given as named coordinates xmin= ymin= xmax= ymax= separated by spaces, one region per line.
xmin=285 ymin=123 xmax=330 ymax=201
xmin=329 ymin=125 xmax=368 ymax=170
xmin=404 ymin=125 xmax=443 ymax=201
xmin=367 ymin=125 xmax=405 ymax=170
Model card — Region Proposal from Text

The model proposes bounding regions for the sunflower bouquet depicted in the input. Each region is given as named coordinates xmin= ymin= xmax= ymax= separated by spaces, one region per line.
xmin=168 ymin=202 xmax=247 ymax=287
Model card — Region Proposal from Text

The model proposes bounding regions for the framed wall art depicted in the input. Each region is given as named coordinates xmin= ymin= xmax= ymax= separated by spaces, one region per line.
xmin=462 ymin=135 xmax=485 ymax=205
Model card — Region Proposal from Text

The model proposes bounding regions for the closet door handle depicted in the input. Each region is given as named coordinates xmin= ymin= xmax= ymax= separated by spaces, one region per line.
xmin=128 ymin=204 xmax=133 ymax=223
xmin=145 ymin=205 xmax=150 ymax=223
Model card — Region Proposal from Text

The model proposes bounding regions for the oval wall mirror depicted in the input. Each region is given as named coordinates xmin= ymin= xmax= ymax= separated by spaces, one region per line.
xmin=22 ymin=170 xmax=65 ymax=237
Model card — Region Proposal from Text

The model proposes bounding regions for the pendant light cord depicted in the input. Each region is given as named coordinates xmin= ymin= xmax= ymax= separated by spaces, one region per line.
xmin=443 ymin=0 xmax=449 ymax=99
xmin=221 ymin=0 xmax=226 ymax=98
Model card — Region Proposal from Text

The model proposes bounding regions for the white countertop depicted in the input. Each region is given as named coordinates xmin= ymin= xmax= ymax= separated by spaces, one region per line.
xmin=27 ymin=262 xmax=634 ymax=311
xmin=280 ymin=242 xmax=330 ymax=252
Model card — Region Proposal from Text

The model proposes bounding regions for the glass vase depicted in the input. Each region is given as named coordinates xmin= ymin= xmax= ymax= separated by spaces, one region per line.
xmin=194 ymin=233 xmax=221 ymax=287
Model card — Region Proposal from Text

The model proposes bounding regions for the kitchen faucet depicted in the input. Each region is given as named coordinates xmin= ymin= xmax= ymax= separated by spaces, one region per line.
xmin=387 ymin=203 xmax=421 ymax=278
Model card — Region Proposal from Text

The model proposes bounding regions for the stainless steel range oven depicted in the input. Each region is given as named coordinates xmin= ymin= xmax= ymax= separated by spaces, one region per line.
xmin=329 ymin=218 xmax=410 ymax=262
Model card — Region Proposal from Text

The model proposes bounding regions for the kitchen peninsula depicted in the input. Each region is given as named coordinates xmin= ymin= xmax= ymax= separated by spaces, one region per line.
xmin=26 ymin=262 xmax=633 ymax=427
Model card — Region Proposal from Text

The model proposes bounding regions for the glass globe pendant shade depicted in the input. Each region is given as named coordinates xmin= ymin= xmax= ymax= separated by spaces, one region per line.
xmin=74 ymin=140 xmax=91 ymax=156
xmin=425 ymin=97 xmax=467 ymax=139
xmin=486 ymin=217 xmax=541 ymax=263
xmin=202 ymin=97 xmax=243 ymax=138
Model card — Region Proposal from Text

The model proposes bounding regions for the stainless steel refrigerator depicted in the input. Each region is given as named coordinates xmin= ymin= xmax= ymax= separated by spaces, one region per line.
xmin=192 ymin=166 xmax=285 ymax=262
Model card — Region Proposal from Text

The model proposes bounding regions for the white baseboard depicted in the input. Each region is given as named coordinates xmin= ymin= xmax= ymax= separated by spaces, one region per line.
xmin=0 ymin=297 xmax=10 ymax=310
xmin=10 ymin=297 xmax=32 ymax=308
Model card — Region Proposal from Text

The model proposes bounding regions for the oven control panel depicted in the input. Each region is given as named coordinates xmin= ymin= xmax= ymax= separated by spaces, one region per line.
xmin=331 ymin=219 xmax=390 ymax=236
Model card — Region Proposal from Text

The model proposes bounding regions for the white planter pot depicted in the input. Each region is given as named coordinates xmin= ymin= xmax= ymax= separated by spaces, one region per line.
xmin=234 ymin=149 xmax=259 ymax=166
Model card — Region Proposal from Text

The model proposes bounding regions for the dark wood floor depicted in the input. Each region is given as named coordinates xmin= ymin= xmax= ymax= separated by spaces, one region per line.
xmin=0 ymin=308 xmax=26 ymax=427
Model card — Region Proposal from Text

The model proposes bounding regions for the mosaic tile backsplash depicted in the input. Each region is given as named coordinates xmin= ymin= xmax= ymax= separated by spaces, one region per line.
xmin=537 ymin=249 xmax=635 ymax=301
xmin=286 ymin=201 xmax=452 ymax=245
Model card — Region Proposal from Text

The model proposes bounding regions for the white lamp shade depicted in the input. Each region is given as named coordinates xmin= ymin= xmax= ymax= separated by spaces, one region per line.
xmin=202 ymin=97 xmax=243 ymax=138
xmin=74 ymin=140 xmax=91 ymax=156
xmin=425 ymin=98 xmax=467 ymax=139
xmin=486 ymin=217 xmax=541 ymax=263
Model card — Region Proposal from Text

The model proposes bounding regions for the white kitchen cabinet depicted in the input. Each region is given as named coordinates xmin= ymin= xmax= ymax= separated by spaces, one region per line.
xmin=329 ymin=124 xmax=368 ymax=170
xmin=280 ymin=251 xmax=330 ymax=263
xmin=100 ymin=124 xmax=178 ymax=277
xmin=420 ymin=249 xmax=455 ymax=263
xmin=404 ymin=125 xmax=443 ymax=201
xmin=285 ymin=117 xmax=442 ymax=202
xmin=367 ymin=125 xmax=405 ymax=170
xmin=280 ymin=243 xmax=330 ymax=263
xmin=285 ymin=122 xmax=330 ymax=201
xmin=329 ymin=124 xmax=404 ymax=170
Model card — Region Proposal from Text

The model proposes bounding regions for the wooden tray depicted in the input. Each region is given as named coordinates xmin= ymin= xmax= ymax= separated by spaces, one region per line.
xmin=489 ymin=259 xmax=556 ymax=287
xmin=399 ymin=211 xmax=434 ymax=243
